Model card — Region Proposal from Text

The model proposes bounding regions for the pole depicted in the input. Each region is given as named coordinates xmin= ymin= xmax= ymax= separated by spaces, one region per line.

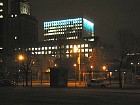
xmin=135 ymin=64 xmax=136 ymax=74
xmin=78 ymin=52 xmax=81 ymax=85
xmin=75 ymin=67 xmax=76 ymax=88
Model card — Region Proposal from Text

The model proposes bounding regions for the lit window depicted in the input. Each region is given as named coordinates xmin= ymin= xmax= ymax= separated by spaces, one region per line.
xmin=85 ymin=44 xmax=88 ymax=47
xmin=38 ymin=48 xmax=41 ymax=50
xmin=85 ymin=53 xmax=88 ymax=57
xmin=42 ymin=51 xmax=44 ymax=54
xmin=66 ymin=50 xmax=69 ymax=53
xmin=81 ymin=49 xmax=84 ymax=52
xmin=66 ymin=54 xmax=69 ymax=58
xmin=85 ymin=49 xmax=88 ymax=52
xmin=35 ymin=48 xmax=37 ymax=50
xmin=11 ymin=15 xmax=13 ymax=17
xmin=32 ymin=48 xmax=34 ymax=51
xmin=78 ymin=45 xmax=80 ymax=48
xmin=89 ymin=49 xmax=92 ymax=52
xmin=49 ymin=47 xmax=51 ymax=49
xmin=45 ymin=47 xmax=47 ymax=50
xmin=15 ymin=14 xmax=17 ymax=17
xmin=70 ymin=45 xmax=73 ymax=48
xmin=14 ymin=36 xmax=17 ymax=39
xmin=48 ymin=51 xmax=51 ymax=54
xmin=66 ymin=45 xmax=69 ymax=49
xmin=0 ymin=9 xmax=3 ymax=12
xmin=0 ymin=3 xmax=3 ymax=6
xmin=81 ymin=44 xmax=84 ymax=48
xmin=38 ymin=52 xmax=41 ymax=54
xmin=52 ymin=47 xmax=54 ymax=49
xmin=55 ymin=46 xmax=57 ymax=49
xmin=0 ymin=15 xmax=3 ymax=18
xmin=42 ymin=47 xmax=44 ymax=50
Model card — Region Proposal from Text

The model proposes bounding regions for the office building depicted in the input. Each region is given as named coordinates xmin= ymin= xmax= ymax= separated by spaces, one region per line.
xmin=8 ymin=0 xmax=38 ymax=50
xmin=0 ymin=0 xmax=8 ymax=72
xmin=28 ymin=16 xmax=100 ymax=79
xmin=44 ymin=17 xmax=94 ymax=41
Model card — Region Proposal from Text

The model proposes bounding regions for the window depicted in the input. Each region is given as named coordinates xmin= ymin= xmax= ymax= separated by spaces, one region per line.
xmin=85 ymin=44 xmax=88 ymax=47
xmin=66 ymin=54 xmax=69 ymax=58
xmin=0 ymin=15 xmax=3 ymax=18
xmin=81 ymin=44 xmax=84 ymax=48
xmin=14 ymin=36 xmax=17 ymax=40
xmin=48 ymin=51 xmax=51 ymax=54
xmin=81 ymin=49 xmax=84 ymax=52
xmin=0 ymin=9 xmax=3 ymax=12
xmin=85 ymin=49 xmax=88 ymax=52
xmin=0 ymin=3 xmax=3 ymax=6
xmin=70 ymin=45 xmax=73 ymax=48
xmin=85 ymin=53 xmax=88 ymax=57
xmin=42 ymin=47 xmax=44 ymax=50
xmin=66 ymin=45 xmax=69 ymax=49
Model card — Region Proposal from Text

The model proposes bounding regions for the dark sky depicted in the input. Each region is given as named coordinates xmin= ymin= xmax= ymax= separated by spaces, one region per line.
xmin=29 ymin=0 xmax=140 ymax=44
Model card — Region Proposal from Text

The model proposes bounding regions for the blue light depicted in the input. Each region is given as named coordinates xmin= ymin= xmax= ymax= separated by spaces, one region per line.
xmin=83 ymin=18 xmax=94 ymax=32
xmin=44 ymin=18 xmax=83 ymax=28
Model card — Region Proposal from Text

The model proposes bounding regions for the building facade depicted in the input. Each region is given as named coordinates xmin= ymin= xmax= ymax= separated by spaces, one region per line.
xmin=28 ymin=16 xmax=100 ymax=79
xmin=0 ymin=0 xmax=8 ymax=72
xmin=8 ymin=0 xmax=38 ymax=50
xmin=44 ymin=17 xmax=94 ymax=41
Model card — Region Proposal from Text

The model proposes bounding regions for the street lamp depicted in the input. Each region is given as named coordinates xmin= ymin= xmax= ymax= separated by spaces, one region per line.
xmin=90 ymin=65 xmax=94 ymax=79
xmin=73 ymin=46 xmax=81 ymax=85
xmin=18 ymin=54 xmax=25 ymax=61
xmin=74 ymin=63 xmax=77 ymax=87
xmin=17 ymin=54 xmax=25 ymax=87
xmin=102 ymin=66 xmax=107 ymax=71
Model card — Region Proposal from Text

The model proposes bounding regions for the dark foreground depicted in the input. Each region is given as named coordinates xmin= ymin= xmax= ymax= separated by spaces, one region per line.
xmin=0 ymin=87 xmax=140 ymax=105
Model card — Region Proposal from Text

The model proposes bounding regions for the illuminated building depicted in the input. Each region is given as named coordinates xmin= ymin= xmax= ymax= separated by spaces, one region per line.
xmin=30 ymin=16 xmax=96 ymax=58
xmin=8 ymin=0 xmax=38 ymax=49
xmin=44 ymin=17 xmax=94 ymax=41
xmin=28 ymin=16 xmax=98 ymax=79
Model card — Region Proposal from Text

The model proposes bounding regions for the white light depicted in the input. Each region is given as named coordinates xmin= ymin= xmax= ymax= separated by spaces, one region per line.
xmin=15 ymin=36 xmax=17 ymax=39
xmin=0 ymin=9 xmax=3 ymax=12
xmin=0 ymin=3 xmax=3 ymax=6
xmin=0 ymin=15 xmax=3 ymax=18
xmin=131 ymin=63 xmax=134 ymax=65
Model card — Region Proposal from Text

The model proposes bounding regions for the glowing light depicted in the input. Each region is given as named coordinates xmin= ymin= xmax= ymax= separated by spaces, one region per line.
xmin=18 ymin=54 xmax=24 ymax=61
xmin=102 ymin=66 xmax=107 ymax=70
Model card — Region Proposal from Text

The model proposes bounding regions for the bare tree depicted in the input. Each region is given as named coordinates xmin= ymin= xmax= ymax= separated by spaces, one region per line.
xmin=89 ymin=46 xmax=103 ymax=71
xmin=116 ymin=29 xmax=136 ymax=88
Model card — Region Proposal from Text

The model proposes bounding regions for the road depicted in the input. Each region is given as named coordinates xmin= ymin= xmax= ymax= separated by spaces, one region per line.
xmin=0 ymin=87 xmax=140 ymax=105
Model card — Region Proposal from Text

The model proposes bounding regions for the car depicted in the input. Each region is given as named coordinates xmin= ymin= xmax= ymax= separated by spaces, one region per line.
xmin=0 ymin=79 xmax=15 ymax=87
xmin=87 ymin=79 xmax=110 ymax=87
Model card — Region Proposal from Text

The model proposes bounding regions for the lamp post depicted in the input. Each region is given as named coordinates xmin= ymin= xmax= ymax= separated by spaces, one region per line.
xmin=74 ymin=63 xmax=77 ymax=87
xmin=17 ymin=54 xmax=25 ymax=87
xmin=131 ymin=62 xmax=140 ymax=81
xmin=73 ymin=46 xmax=81 ymax=85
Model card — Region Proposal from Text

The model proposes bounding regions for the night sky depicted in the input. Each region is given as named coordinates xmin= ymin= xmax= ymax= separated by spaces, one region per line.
xmin=29 ymin=0 xmax=140 ymax=44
